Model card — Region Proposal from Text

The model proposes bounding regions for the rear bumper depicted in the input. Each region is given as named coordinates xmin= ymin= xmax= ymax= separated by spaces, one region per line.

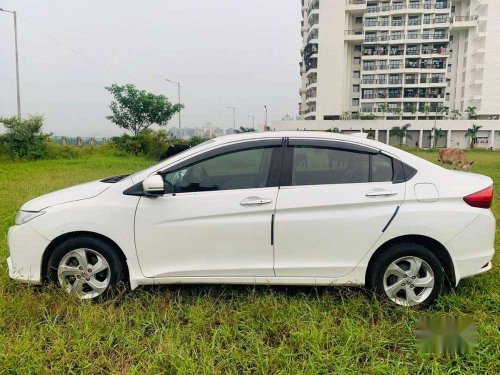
xmin=447 ymin=210 xmax=496 ymax=284
xmin=7 ymin=224 xmax=49 ymax=284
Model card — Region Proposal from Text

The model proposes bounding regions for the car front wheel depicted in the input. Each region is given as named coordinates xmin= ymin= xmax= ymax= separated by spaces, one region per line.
xmin=47 ymin=236 xmax=125 ymax=300
xmin=368 ymin=242 xmax=445 ymax=307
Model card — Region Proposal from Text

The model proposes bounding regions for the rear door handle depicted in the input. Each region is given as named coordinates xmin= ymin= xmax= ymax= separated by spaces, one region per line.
xmin=366 ymin=189 xmax=398 ymax=197
xmin=240 ymin=197 xmax=273 ymax=206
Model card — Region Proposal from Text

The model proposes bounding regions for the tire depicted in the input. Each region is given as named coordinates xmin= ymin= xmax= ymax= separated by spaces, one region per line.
xmin=46 ymin=236 xmax=125 ymax=300
xmin=368 ymin=242 xmax=445 ymax=307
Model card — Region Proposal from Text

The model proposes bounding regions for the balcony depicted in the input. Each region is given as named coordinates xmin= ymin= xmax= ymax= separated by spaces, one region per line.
xmin=345 ymin=29 xmax=364 ymax=42
xmin=346 ymin=0 xmax=366 ymax=14
xmin=450 ymin=15 xmax=479 ymax=30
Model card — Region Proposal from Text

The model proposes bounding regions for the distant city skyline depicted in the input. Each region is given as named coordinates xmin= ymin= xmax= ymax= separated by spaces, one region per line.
xmin=0 ymin=0 xmax=302 ymax=136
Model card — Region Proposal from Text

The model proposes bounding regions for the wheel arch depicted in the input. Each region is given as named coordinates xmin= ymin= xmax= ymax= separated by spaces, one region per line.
xmin=366 ymin=235 xmax=456 ymax=287
xmin=41 ymin=231 xmax=129 ymax=283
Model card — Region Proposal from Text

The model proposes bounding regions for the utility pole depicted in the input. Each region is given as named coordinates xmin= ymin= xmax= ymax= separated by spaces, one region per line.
xmin=264 ymin=105 xmax=268 ymax=130
xmin=165 ymin=78 xmax=181 ymax=137
xmin=1 ymin=8 xmax=22 ymax=120
xmin=227 ymin=106 xmax=236 ymax=132
xmin=247 ymin=115 xmax=255 ymax=129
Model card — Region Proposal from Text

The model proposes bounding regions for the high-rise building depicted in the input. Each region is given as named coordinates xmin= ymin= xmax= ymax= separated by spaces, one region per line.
xmin=299 ymin=0 xmax=500 ymax=121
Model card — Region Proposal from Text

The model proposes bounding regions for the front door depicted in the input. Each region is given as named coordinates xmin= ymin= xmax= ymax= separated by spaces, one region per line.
xmin=135 ymin=140 xmax=282 ymax=278
xmin=274 ymin=139 xmax=405 ymax=278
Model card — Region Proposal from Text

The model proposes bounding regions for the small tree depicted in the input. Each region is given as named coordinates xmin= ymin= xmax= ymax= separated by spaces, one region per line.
xmin=450 ymin=109 xmax=462 ymax=120
xmin=428 ymin=127 xmax=447 ymax=148
xmin=465 ymin=106 xmax=478 ymax=120
xmin=326 ymin=127 xmax=340 ymax=133
xmin=466 ymin=124 xmax=482 ymax=149
xmin=105 ymin=83 xmax=183 ymax=136
xmin=390 ymin=123 xmax=412 ymax=146
xmin=341 ymin=111 xmax=352 ymax=120
xmin=234 ymin=126 xmax=256 ymax=133
xmin=409 ymin=105 xmax=417 ymax=120
xmin=378 ymin=103 xmax=389 ymax=120
xmin=393 ymin=107 xmax=402 ymax=121
xmin=0 ymin=115 xmax=49 ymax=159
xmin=424 ymin=104 xmax=432 ymax=120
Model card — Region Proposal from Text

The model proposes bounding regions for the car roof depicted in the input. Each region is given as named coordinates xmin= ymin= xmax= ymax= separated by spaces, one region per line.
xmin=210 ymin=131 xmax=365 ymax=145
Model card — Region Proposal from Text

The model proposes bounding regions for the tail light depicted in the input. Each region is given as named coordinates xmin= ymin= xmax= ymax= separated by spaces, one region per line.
xmin=463 ymin=186 xmax=494 ymax=209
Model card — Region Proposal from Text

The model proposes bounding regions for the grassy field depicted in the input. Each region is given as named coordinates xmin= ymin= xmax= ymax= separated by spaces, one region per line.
xmin=0 ymin=151 xmax=498 ymax=374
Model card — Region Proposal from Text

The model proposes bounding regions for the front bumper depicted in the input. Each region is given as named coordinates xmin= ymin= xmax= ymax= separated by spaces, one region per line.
xmin=7 ymin=224 xmax=50 ymax=284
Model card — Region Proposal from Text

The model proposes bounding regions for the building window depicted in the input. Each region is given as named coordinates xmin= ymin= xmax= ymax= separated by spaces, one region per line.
xmin=355 ymin=17 xmax=363 ymax=24
xmin=353 ymin=85 xmax=360 ymax=92
xmin=353 ymin=71 xmax=360 ymax=79
xmin=354 ymin=45 xmax=362 ymax=52
xmin=354 ymin=57 xmax=361 ymax=65
xmin=352 ymin=98 xmax=360 ymax=106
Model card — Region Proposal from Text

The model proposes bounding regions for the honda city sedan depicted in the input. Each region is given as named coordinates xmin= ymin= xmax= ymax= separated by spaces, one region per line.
xmin=7 ymin=131 xmax=495 ymax=307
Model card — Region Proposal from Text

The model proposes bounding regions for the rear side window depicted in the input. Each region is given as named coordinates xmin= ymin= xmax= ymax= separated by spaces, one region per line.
xmin=371 ymin=153 xmax=394 ymax=182
xmin=291 ymin=147 xmax=370 ymax=186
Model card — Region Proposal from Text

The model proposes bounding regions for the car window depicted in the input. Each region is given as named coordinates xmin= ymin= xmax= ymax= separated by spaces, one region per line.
xmin=371 ymin=153 xmax=394 ymax=182
xmin=292 ymin=146 xmax=370 ymax=185
xmin=164 ymin=147 xmax=274 ymax=193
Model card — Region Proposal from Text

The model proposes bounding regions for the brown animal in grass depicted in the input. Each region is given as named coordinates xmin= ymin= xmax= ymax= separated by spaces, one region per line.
xmin=438 ymin=148 xmax=475 ymax=172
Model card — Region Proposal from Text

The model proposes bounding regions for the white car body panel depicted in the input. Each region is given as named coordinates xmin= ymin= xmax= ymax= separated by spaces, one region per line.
xmin=6 ymin=131 xmax=496 ymax=292
xmin=274 ymin=180 xmax=404 ymax=277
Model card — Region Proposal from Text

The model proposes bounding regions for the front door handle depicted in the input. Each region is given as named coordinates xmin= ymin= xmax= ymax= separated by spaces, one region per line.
xmin=240 ymin=197 xmax=273 ymax=206
xmin=366 ymin=189 xmax=398 ymax=197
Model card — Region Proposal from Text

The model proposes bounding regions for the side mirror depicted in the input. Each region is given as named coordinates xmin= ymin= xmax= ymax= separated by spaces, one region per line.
xmin=142 ymin=174 xmax=165 ymax=196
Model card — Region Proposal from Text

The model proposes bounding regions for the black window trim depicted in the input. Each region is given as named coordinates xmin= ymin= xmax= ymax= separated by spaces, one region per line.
xmin=124 ymin=138 xmax=284 ymax=196
xmin=280 ymin=138 xmax=417 ymax=187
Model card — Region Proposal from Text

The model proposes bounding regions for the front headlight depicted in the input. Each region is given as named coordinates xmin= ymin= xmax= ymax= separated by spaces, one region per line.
xmin=15 ymin=210 xmax=46 ymax=225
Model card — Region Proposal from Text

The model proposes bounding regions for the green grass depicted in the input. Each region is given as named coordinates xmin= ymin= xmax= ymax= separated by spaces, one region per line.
xmin=0 ymin=152 xmax=498 ymax=374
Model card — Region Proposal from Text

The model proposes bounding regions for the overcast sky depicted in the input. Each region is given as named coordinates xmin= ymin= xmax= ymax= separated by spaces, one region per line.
xmin=0 ymin=0 xmax=301 ymax=136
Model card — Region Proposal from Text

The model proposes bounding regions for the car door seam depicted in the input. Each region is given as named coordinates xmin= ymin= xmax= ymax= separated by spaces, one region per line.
xmin=382 ymin=205 xmax=400 ymax=232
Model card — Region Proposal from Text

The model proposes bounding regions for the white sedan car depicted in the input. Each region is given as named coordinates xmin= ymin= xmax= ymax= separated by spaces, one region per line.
xmin=7 ymin=132 xmax=495 ymax=307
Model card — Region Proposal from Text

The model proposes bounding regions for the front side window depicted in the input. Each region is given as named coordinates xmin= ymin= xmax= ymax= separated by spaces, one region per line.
xmin=291 ymin=147 xmax=370 ymax=186
xmin=163 ymin=147 xmax=274 ymax=193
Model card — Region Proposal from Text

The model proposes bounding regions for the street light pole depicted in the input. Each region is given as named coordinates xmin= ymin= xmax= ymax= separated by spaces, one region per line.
xmin=165 ymin=78 xmax=181 ymax=137
xmin=264 ymin=105 xmax=268 ymax=130
xmin=247 ymin=115 xmax=255 ymax=129
xmin=227 ymin=106 xmax=236 ymax=132
xmin=1 ymin=8 xmax=22 ymax=120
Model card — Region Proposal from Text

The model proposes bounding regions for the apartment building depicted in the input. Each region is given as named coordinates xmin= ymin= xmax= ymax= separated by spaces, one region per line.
xmin=299 ymin=0 xmax=500 ymax=121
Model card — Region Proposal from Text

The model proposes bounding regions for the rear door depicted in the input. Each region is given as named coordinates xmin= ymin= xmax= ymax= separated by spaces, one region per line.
xmin=273 ymin=138 xmax=406 ymax=278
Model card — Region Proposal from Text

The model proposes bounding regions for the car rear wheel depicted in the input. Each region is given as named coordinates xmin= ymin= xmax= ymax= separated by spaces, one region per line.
xmin=368 ymin=242 xmax=444 ymax=307
xmin=46 ymin=236 xmax=125 ymax=300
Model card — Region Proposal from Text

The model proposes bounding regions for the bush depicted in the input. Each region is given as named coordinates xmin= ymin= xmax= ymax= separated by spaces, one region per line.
xmin=111 ymin=129 xmax=178 ymax=159
xmin=0 ymin=115 xmax=49 ymax=160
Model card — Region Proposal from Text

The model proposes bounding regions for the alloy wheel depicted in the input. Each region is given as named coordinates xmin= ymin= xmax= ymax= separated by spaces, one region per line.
xmin=57 ymin=248 xmax=111 ymax=299
xmin=383 ymin=256 xmax=435 ymax=306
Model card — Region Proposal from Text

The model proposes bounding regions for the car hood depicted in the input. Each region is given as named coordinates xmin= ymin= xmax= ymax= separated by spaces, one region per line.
xmin=20 ymin=180 xmax=111 ymax=211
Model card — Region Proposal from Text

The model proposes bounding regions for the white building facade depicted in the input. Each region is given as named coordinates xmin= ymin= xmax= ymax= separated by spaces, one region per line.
xmin=299 ymin=0 xmax=500 ymax=121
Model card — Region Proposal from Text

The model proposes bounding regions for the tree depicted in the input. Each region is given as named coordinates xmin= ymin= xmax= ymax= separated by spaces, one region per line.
xmin=341 ymin=111 xmax=352 ymax=120
xmin=423 ymin=104 xmax=432 ymax=120
xmin=390 ymin=123 xmax=412 ymax=146
xmin=429 ymin=127 xmax=447 ymax=148
xmin=0 ymin=115 xmax=49 ymax=159
xmin=465 ymin=106 xmax=478 ymax=120
xmin=409 ymin=105 xmax=417 ymax=119
xmin=465 ymin=124 xmax=482 ymax=149
xmin=378 ymin=103 xmax=389 ymax=120
xmin=234 ymin=126 xmax=256 ymax=133
xmin=326 ymin=127 xmax=340 ymax=133
xmin=393 ymin=107 xmax=402 ymax=120
xmin=450 ymin=109 xmax=462 ymax=120
xmin=105 ymin=83 xmax=183 ymax=136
